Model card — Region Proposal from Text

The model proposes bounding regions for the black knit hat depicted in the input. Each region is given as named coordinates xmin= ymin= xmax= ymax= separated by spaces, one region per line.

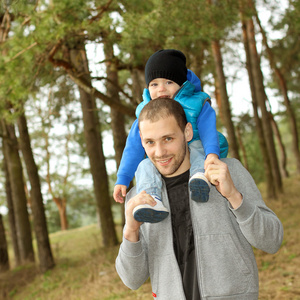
xmin=145 ymin=49 xmax=187 ymax=87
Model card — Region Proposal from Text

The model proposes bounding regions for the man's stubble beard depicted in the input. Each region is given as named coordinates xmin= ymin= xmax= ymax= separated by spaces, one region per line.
xmin=154 ymin=138 xmax=187 ymax=177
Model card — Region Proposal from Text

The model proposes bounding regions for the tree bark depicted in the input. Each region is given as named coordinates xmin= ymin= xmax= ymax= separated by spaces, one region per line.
xmin=0 ymin=214 xmax=9 ymax=272
xmin=131 ymin=68 xmax=146 ymax=106
xmin=1 ymin=119 xmax=34 ymax=263
xmin=69 ymin=40 xmax=118 ymax=247
xmin=269 ymin=112 xmax=289 ymax=178
xmin=211 ymin=39 xmax=240 ymax=160
xmin=48 ymin=40 xmax=135 ymax=118
xmin=240 ymin=8 xmax=276 ymax=198
xmin=213 ymin=74 xmax=223 ymax=121
xmin=255 ymin=10 xmax=300 ymax=174
xmin=43 ymin=117 xmax=69 ymax=231
xmin=104 ymin=41 xmax=128 ymax=227
xmin=17 ymin=112 xmax=55 ymax=273
xmin=104 ymin=42 xmax=127 ymax=170
xmin=246 ymin=12 xmax=283 ymax=194
xmin=52 ymin=197 xmax=68 ymax=231
xmin=2 ymin=155 xmax=20 ymax=266
xmin=236 ymin=125 xmax=249 ymax=170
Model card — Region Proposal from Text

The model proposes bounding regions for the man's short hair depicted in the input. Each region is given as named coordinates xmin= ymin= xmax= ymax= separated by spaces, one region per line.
xmin=138 ymin=98 xmax=187 ymax=132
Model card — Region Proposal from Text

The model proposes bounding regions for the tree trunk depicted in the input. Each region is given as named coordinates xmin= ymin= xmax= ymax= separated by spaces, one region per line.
xmin=189 ymin=50 xmax=205 ymax=82
xmin=131 ymin=68 xmax=146 ymax=106
xmin=211 ymin=39 xmax=240 ymax=160
xmin=43 ymin=117 xmax=69 ymax=231
xmin=246 ymin=13 xmax=283 ymax=194
xmin=240 ymin=8 xmax=276 ymax=198
xmin=255 ymin=9 xmax=300 ymax=174
xmin=69 ymin=41 xmax=118 ymax=247
xmin=17 ymin=112 xmax=55 ymax=273
xmin=0 ymin=12 xmax=16 ymax=268
xmin=104 ymin=41 xmax=128 ymax=227
xmin=269 ymin=113 xmax=289 ymax=178
xmin=104 ymin=43 xmax=127 ymax=170
xmin=1 ymin=119 xmax=34 ymax=263
xmin=2 ymin=155 xmax=20 ymax=266
xmin=213 ymin=74 xmax=223 ymax=121
xmin=236 ymin=125 xmax=249 ymax=170
xmin=53 ymin=197 xmax=68 ymax=231
xmin=0 ymin=214 xmax=9 ymax=272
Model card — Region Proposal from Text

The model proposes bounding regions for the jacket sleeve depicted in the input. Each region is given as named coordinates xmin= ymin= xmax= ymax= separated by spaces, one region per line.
xmin=115 ymin=188 xmax=150 ymax=290
xmin=115 ymin=119 xmax=145 ymax=187
xmin=227 ymin=159 xmax=283 ymax=254
xmin=115 ymin=234 xmax=150 ymax=290
xmin=197 ymin=102 xmax=220 ymax=158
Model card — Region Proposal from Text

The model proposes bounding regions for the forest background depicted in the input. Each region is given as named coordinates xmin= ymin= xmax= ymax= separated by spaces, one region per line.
xmin=0 ymin=0 xmax=299 ymax=299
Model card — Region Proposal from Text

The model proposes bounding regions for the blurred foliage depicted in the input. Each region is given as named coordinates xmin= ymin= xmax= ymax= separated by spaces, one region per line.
xmin=0 ymin=0 xmax=299 ymax=230
xmin=45 ymin=186 xmax=96 ymax=233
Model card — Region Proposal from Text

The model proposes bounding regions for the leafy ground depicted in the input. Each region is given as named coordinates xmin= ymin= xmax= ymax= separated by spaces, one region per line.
xmin=0 ymin=176 xmax=299 ymax=300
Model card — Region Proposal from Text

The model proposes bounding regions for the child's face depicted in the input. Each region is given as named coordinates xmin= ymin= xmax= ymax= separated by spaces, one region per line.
xmin=148 ymin=78 xmax=181 ymax=99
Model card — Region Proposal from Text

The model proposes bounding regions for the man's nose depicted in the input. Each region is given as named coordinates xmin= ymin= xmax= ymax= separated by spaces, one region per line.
xmin=155 ymin=143 xmax=165 ymax=157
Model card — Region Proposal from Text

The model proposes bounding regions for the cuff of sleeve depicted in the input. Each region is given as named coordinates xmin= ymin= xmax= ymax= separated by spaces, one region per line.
xmin=229 ymin=194 xmax=255 ymax=222
xmin=115 ymin=175 xmax=132 ymax=188
xmin=121 ymin=235 xmax=143 ymax=257
xmin=205 ymin=145 xmax=220 ymax=158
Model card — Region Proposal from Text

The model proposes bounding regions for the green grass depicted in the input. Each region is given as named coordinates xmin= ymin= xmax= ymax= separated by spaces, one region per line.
xmin=1 ymin=176 xmax=300 ymax=299
xmin=0 ymin=223 xmax=152 ymax=300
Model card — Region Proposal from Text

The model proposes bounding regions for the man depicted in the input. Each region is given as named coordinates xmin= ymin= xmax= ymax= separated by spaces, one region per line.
xmin=115 ymin=98 xmax=283 ymax=300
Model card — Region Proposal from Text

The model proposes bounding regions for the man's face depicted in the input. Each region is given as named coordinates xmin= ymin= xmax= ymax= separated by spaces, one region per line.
xmin=148 ymin=78 xmax=180 ymax=99
xmin=140 ymin=115 xmax=192 ymax=177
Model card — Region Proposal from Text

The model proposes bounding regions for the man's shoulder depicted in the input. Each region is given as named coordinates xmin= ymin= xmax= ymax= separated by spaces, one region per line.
xmin=221 ymin=158 xmax=244 ymax=171
xmin=221 ymin=158 xmax=251 ymax=181
xmin=221 ymin=157 xmax=241 ymax=165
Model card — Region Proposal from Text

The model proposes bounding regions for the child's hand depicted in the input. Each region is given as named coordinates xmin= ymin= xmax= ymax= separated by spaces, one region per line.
xmin=204 ymin=153 xmax=219 ymax=170
xmin=113 ymin=185 xmax=127 ymax=203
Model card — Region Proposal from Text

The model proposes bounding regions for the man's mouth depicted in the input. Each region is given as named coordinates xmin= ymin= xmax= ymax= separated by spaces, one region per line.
xmin=156 ymin=157 xmax=172 ymax=166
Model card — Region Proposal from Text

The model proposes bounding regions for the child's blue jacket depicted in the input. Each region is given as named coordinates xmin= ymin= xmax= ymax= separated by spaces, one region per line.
xmin=115 ymin=70 xmax=228 ymax=187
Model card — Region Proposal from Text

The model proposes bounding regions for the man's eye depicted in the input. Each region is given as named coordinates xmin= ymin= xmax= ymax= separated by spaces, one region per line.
xmin=146 ymin=141 xmax=154 ymax=145
xmin=165 ymin=137 xmax=172 ymax=142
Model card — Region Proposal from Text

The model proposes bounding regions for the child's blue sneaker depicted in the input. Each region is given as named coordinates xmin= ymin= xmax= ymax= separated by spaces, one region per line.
xmin=189 ymin=172 xmax=211 ymax=202
xmin=133 ymin=195 xmax=169 ymax=223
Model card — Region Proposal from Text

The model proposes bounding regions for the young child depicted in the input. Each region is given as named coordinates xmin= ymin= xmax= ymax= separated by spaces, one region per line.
xmin=113 ymin=49 xmax=228 ymax=223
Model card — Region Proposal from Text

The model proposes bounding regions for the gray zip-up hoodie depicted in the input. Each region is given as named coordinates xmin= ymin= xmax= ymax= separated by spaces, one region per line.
xmin=115 ymin=158 xmax=283 ymax=300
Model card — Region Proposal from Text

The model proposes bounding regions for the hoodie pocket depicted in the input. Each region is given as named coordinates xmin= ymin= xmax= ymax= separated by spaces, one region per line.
xmin=196 ymin=234 xmax=253 ymax=297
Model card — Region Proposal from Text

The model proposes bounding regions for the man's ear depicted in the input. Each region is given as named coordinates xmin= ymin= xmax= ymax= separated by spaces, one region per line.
xmin=185 ymin=123 xmax=193 ymax=142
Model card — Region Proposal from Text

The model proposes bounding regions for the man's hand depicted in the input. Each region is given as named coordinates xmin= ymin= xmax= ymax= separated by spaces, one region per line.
xmin=113 ymin=185 xmax=127 ymax=203
xmin=205 ymin=157 xmax=242 ymax=209
xmin=204 ymin=153 xmax=218 ymax=170
xmin=124 ymin=191 xmax=157 ymax=242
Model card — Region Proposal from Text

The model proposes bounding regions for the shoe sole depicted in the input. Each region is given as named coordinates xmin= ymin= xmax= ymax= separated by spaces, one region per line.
xmin=189 ymin=179 xmax=210 ymax=202
xmin=133 ymin=207 xmax=169 ymax=223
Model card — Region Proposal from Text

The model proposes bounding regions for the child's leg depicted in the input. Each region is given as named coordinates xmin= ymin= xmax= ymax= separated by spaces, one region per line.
xmin=189 ymin=140 xmax=206 ymax=176
xmin=133 ymin=159 xmax=169 ymax=223
xmin=135 ymin=158 xmax=162 ymax=198
xmin=188 ymin=140 xmax=211 ymax=203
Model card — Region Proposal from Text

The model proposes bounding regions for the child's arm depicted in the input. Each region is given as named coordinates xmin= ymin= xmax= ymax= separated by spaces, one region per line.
xmin=114 ymin=119 xmax=145 ymax=202
xmin=197 ymin=101 xmax=220 ymax=159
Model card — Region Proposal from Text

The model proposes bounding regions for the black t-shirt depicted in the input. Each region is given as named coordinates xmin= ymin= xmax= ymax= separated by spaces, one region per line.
xmin=162 ymin=170 xmax=201 ymax=300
